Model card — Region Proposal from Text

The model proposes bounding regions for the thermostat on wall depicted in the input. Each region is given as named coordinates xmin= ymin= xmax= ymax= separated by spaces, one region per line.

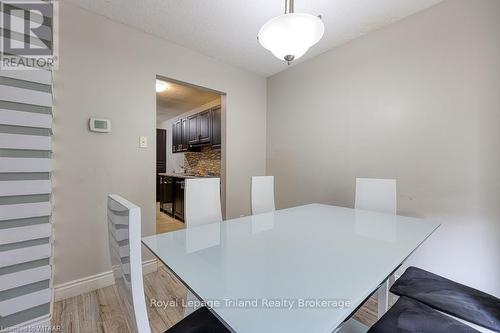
xmin=89 ymin=118 xmax=111 ymax=133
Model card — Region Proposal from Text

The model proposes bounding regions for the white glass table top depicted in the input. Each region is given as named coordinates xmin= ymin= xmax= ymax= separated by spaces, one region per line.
xmin=142 ymin=204 xmax=439 ymax=333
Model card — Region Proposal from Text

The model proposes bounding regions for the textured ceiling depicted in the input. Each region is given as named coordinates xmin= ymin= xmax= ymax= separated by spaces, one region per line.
xmin=67 ymin=0 xmax=443 ymax=77
xmin=156 ymin=80 xmax=220 ymax=123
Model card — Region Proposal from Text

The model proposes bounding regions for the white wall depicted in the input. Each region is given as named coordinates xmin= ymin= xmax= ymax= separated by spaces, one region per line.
xmin=267 ymin=0 xmax=500 ymax=296
xmin=158 ymin=99 xmax=221 ymax=173
xmin=53 ymin=2 xmax=266 ymax=286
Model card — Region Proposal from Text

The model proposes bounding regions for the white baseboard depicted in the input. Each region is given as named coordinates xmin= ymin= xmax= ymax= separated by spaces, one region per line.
xmin=142 ymin=258 xmax=159 ymax=274
xmin=54 ymin=259 xmax=158 ymax=301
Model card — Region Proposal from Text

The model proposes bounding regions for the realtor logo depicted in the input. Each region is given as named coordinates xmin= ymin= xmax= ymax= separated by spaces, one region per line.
xmin=1 ymin=0 xmax=57 ymax=69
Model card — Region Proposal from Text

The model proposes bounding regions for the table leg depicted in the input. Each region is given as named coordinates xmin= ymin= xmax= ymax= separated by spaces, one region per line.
xmin=388 ymin=274 xmax=396 ymax=306
xmin=377 ymin=280 xmax=389 ymax=318
xmin=184 ymin=290 xmax=199 ymax=317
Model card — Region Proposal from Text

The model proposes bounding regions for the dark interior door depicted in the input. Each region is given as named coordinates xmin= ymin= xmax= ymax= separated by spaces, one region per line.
xmin=157 ymin=129 xmax=166 ymax=172
xmin=156 ymin=129 xmax=166 ymax=201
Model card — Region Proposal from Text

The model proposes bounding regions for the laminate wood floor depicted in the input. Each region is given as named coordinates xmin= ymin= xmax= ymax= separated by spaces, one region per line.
xmin=156 ymin=203 xmax=185 ymax=234
xmin=52 ymin=265 xmax=379 ymax=333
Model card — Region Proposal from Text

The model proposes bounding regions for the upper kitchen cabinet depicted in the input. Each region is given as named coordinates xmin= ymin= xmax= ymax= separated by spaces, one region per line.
xmin=188 ymin=110 xmax=211 ymax=145
xmin=187 ymin=114 xmax=198 ymax=145
xmin=211 ymin=107 xmax=221 ymax=148
xmin=198 ymin=110 xmax=211 ymax=144
xmin=172 ymin=106 xmax=221 ymax=153
xmin=172 ymin=121 xmax=178 ymax=153
xmin=172 ymin=120 xmax=180 ymax=153
xmin=181 ymin=118 xmax=188 ymax=151
xmin=172 ymin=119 xmax=188 ymax=153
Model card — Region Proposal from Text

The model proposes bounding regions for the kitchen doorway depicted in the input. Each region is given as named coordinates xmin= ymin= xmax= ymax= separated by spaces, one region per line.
xmin=155 ymin=76 xmax=226 ymax=234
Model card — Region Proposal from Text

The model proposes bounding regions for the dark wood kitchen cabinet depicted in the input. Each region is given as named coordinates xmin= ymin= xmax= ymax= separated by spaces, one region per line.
xmin=188 ymin=111 xmax=211 ymax=145
xmin=159 ymin=175 xmax=184 ymax=221
xmin=159 ymin=176 xmax=174 ymax=216
xmin=172 ymin=106 xmax=221 ymax=153
xmin=198 ymin=110 xmax=211 ymax=144
xmin=172 ymin=119 xmax=188 ymax=153
xmin=188 ymin=114 xmax=197 ymax=145
xmin=181 ymin=118 xmax=188 ymax=151
xmin=172 ymin=121 xmax=179 ymax=153
xmin=211 ymin=107 xmax=221 ymax=148
xmin=173 ymin=179 xmax=185 ymax=221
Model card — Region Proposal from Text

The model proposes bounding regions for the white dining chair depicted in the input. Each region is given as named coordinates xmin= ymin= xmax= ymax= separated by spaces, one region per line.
xmin=107 ymin=194 xmax=229 ymax=333
xmin=183 ymin=178 xmax=223 ymax=315
xmin=107 ymin=194 xmax=151 ymax=333
xmin=355 ymin=178 xmax=397 ymax=214
xmin=354 ymin=178 xmax=397 ymax=318
xmin=251 ymin=176 xmax=276 ymax=215
xmin=184 ymin=178 xmax=223 ymax=228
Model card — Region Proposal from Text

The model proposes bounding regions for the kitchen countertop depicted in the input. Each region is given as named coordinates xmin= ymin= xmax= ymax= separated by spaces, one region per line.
xmin=158 ymin=172 xmax=219 ymax=179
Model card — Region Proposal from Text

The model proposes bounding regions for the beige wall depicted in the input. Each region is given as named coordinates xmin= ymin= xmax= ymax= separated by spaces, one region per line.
xmin=53 ymin=3 xmax=266 ymax=285
xmin=267 ymin=0 xmax=500 ymax=296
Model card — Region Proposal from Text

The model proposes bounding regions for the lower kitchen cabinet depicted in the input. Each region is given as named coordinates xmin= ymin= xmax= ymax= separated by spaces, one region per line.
xmin=159 ymin=176 xmax=174 ymax=216
xmin=159 ymin=176 xmax=185 ymax=222
xmin=173 ymin=178 xmax=185 ymax=221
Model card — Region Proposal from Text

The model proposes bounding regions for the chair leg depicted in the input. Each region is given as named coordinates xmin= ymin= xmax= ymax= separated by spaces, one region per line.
xmin=377 ymin=280 xmax=389 ymax=319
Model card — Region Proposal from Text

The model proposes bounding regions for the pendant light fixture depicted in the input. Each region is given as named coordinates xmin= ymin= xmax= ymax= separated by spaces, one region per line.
xmin=258 ymin=0 xmax=324 ymax=64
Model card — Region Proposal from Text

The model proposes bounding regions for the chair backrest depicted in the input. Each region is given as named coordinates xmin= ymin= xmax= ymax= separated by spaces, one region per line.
xmin=107 ymin=195 xmax=151 ymax=333
xmin=251 ymin=176 xmax=276 ymax=215
xmin=184 ymin=178 xmax=222 ymax=228
xmin=355 ymin=178 xmax=397 ymax=214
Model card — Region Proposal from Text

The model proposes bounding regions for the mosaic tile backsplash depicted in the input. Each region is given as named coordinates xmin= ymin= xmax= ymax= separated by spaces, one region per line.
xmin=184 ymin=146 xmax=221 ymax=176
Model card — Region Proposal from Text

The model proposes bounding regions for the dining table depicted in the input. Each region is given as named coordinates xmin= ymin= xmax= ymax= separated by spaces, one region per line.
xmin=142 ymin=203 xmax=439 ymax=333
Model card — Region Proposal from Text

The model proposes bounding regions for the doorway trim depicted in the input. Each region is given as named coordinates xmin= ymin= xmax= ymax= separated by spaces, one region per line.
xmin=155 ymin=75 xmax=228 ymax=218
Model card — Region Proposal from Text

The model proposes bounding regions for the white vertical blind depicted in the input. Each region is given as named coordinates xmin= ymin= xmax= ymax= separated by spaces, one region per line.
xmin=0 ymin=66 xmax=53 ymax=327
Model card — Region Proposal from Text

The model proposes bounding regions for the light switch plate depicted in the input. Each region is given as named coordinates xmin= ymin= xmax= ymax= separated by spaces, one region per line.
xmin=139 ymin=136 xmax=148 ymax=148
